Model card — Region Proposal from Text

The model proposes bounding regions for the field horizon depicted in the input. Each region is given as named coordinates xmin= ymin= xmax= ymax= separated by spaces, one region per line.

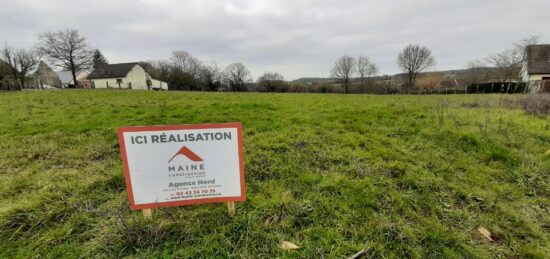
xmin=0 ymin=90 xmax=548 ymax=258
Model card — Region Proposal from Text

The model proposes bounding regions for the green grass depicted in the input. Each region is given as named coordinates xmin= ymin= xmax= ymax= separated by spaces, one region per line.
xmin=0 ymin=90 xmax=548 ymax=258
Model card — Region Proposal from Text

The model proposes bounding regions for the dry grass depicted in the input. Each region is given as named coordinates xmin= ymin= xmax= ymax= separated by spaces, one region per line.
xmin=0 ymin=91 xmax=548 ymax=258
xmin=520 ymin=93 xmax=550 ymax=115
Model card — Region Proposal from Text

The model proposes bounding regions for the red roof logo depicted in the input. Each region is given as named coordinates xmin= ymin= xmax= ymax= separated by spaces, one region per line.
xmin=168 ymin=146 xmax=203 ymax=163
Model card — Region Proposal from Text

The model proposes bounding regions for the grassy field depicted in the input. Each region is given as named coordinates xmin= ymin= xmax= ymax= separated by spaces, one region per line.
xmin=0 ymin=90 xmax=548 ymax=258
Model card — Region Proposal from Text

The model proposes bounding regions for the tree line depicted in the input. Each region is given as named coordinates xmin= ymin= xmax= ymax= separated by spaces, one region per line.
xmin=0 ymin=29 xmax=289 ymax=92
xmin=0 ymin=29 xmax=259 ymax=92
xmin=0 ymin=29 xmax=542 ymax=93
xmin=147 ymin=51 xmax=254 ymax=92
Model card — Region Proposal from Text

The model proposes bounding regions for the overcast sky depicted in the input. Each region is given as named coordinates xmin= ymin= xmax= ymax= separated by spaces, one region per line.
xmin=1 ymin=0 xmax=549 ymax=80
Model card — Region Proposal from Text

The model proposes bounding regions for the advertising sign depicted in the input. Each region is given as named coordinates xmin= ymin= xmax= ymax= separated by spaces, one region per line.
xmin=117 ymin=122 xmax=245 ymax=210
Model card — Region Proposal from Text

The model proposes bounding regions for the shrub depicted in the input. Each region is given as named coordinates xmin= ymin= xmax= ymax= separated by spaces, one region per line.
xmin=520 ymin=94 xmax=550 ymax=115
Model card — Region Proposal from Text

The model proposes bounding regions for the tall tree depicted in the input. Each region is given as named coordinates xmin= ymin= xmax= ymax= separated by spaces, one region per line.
xmin=168 ymin=69 xmax=197 ymax=91
xmin=485 ymin=48 xmax=523 ymax=83
xmin=1 ymin=45 xmax=40 ymax=90
xmin=485 ymin=35 xmax=541 ymax=83
xmin=0 ymin=60 xmax=10 ymax=90
xmin=92 ymin=49 xmax=108 ymax=69
xmin=331 ymin=55 xmax=356 ymax=93
xmin=200 ymin=61 xmax=223 ymax=91
xmin=480 ymin=35 xmax=544 ymax=89
xmin=357 ymin=56 xmax=378 ymax=82
xmin=224 ymin=63 xmax=251 ymax=92
xmin=149 ymin=60 xmax=172 ymax=82
xmin=37 ymin=29 xmax=94 ymax=88
xmin=0 ymin=60 xmax=10 ymax=81
xmin=257 ymin=72 xmax=286 ymax=92
xmin=397 ymin=44 xmax=435 ymax=89
xmin=170 ymin=50 xmax=202 ymax=78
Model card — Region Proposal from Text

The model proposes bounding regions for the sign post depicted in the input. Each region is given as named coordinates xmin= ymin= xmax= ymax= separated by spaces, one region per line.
xmin=226 ymin=201 xmax=235 ymax=216
xmin=142 ymin=208 xmax=153 ymax=219
xmin=117 ymin=122 xmax=246 ymax=217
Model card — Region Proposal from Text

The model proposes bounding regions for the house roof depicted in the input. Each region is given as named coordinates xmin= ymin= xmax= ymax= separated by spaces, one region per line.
xmin=76 ymin=70 xmax=90 ymax=81
xmin=87 ymin=62 xmax=140 ymax=79
xmin=527 ymin=44 xmax=550 ymax=74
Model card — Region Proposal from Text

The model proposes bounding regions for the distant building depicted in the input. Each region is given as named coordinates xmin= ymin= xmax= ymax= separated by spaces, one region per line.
xmin=31 ymin=61 xmax=62 ymax=89
xmin=87 ymin=62 xmax=168 ymax=90
xmin=76 ymin=71 xmax=92 ymax=88
xmin=55 ymin=70 xmax=90 ymax=88
xmin=524 ymin=44 xmax=550 ymax=93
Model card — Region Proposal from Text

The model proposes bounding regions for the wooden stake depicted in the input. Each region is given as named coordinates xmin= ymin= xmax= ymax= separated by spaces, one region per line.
xmin=142 ymin=208 xmax=153 ymax=219
xmin=226 ymin=202 xmax=235 ymax=216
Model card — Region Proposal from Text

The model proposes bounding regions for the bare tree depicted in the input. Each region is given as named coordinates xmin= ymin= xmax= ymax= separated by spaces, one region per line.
xmin=38 ymin=29 xmax=94 ymax=88
xmin=149 ymin=60 xmax=172 ymax=82
xmin=485 ymin=48 xmax=523 ymax=83
xmin=331 ymin=55 xmax=356 ymax=93
xmin=258 ymin=72 xmax=286 ymax=92
xmin=366 ymin=63 xmax=379 ymax=79
xmin=397 ymin=44 xmax=435 ymax=89
xmin=482 ymin=36 xmax=543 ymax=94
xmin=224 ymin=63 xmax=251 ymax=92
xmin=0 ymin=60 xmax=11 ymax=90
xmin=170 ymin=50 xmax=202 ymax=79
xmin=357 ymin=56 xmax=378 ymax=82
xmin=200 ymin=61 xmax=223 ymax=91
xmin=1 ymin=45 xmax=40 ymax=90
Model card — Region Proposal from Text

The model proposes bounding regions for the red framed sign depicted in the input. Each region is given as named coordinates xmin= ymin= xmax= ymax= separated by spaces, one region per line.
xmin=117 ymin=122 xmax=246 ymax=210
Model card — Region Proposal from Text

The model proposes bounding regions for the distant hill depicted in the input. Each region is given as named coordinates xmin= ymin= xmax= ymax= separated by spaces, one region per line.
xmin=294 ymin=67 xmax=501 ymax=85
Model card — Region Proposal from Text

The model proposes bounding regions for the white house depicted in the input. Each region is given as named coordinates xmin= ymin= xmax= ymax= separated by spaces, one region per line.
xmin=524 ymin=44 xmax=550 ymax=93
xmin=88 ymin=62 xmax=168 ymax=90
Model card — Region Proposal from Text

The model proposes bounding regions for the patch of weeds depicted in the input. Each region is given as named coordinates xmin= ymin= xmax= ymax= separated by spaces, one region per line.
xmin=377 ymin=161 xmax=407 ymax=178
xmin=0 ymin=196 xmax=75 ymax=239
xmin=96 ymin=214 xmax=177 ymax=256
xmin=484 ymin=145 xmax=517 ymax=164
xmin=292 ymin=201 xmax=315 ymax=228
xmin=85 ymin=174 xmax=126 ymax=193
xmin=520 ymin=243 xmax=549 ymax=258
xmin=520 ymin=94 xmax=550 ymax=115
xmin=461 ymin=101 xmax=485 ymax=108
xmin=458 ymin=132 xmax=481 ymax=152
xmin=247 ymin=152 xmax=282 ymax=181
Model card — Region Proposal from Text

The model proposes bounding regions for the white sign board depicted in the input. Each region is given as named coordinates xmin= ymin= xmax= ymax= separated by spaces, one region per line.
xmin=118 ymin=123 xmax=246 ymax=210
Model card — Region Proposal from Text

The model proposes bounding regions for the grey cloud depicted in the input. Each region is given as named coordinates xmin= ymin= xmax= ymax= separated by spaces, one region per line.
xmin=0 ymin=0 xmax=548 ymax=80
